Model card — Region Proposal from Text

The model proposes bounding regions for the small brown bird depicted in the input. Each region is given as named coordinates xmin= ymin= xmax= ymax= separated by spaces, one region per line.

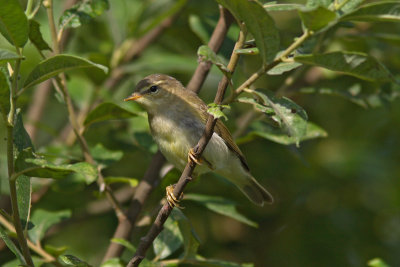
xmin=125 ymin=74 xmax=273 ymax=206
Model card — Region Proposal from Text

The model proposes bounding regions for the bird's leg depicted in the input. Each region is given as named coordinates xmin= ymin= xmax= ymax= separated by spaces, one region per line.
xmin=188 ymin=147 xmax=202 ymax=165
xmin=166 ymin=184 xmax=184 ymax=209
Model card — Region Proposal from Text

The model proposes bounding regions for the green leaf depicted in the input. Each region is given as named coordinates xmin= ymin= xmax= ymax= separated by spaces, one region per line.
xmin=298 ymin=6 xmax=337 ymax=32
xmin=29 ymin=209 xmax=71 ymax=244
xmin=90 ymin=143 xmax=123 ymax=166
xmin=13 ymin=112 xmax=34 ymax=152
xmin=340 ymin=0 xmax=365 ymax=13
xmin=207 ymin=103 xmax=230 ymax=121
xmin=294 ymin=51 xmax=394 ymax=82
xmin=247 ymin=89 xmax=308 ymax=147
xmin=44 ymin=244 xmax=68 ymax=257
xmin=183 ymin=256 xmax=254 ymax=267
xmin=306 ymin=0 xmax=332 ymax=8
xmin=28 ymin=20 xmax=52 ymax=52
xmin=100 ymin=258 xmax=125 ymax=267
xmin=189 ymin=15 xmax=209 ymax=44
xmin=111 ymin=238 xmax=136 ymax=252
xmin=16 ymin=174 xmax=31 ymax=230
xmin=264 ymin=3 xmax=303 ymax=12
xmin=153 ymin=213 xmax=184 ymax=259
xmin=0 ymin=68 xmax=11 ymax=117
xmin=59 ymin=254 xmax=92 ymax=267
xmin=3 ymin=256 xmax=45 ymax=267
xmin=216 ymin=0 xmax=280 ymax=63
xmin=0 ymin=0 xmax=28 ymax=47
xmin=0 ymin=49 xmax=22 ymax=63
xmin=104 ymin=176 xmax=138 ymax=187
xmin=237 ymin=121 xmax=328 ymax=146
xmin=0 ymin=226 xmax=26 ymax=265
xmin=234 ymin=47 xmax=259 ymax=55
xmin=341 ymin=1 xmax=400 ymax=23
xmin=198 ymin=45 xmax=230 ymax=77
xmin=185 ymin=194 xmax=258 ymax=227
xmin=237 ymin=97 xmax=274 ymax=115
xmin=84 ymin=102 xmax=139 ymax=127
xmin=23 ymin=54 xmax=108 ymax=89
xmin=368 ymin=258 xmax=391 ymax=267
xmin=267 ymin=61 xmax=302 ymax=75
xmin=172 ymin=209 xmax=200 ymax=260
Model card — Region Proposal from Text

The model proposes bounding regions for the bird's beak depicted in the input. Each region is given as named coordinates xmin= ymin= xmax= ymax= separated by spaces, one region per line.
xmin=124 ymin=93 xmax=142 ymax=101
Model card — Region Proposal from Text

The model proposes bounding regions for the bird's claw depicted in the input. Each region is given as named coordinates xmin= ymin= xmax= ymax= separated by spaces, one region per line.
xmin=188 ymin=148 xmax=202 ymax=165
xmin=166 ymin=185 xmax=183 ymax=209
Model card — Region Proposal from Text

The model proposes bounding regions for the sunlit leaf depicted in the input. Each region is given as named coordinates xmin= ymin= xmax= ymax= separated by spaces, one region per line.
xmin=216 ymin=0 xmax=280 ymax=63
xmin=368 ymin=258 xmax=391 ymax=267
xmin=104 ymin=177 xmax=138 ymax=187
xmin=111 ymin=238 xmax=136 ymax=252
xmin=29 ymin=209 xmax=71 ymax=244
xmin=294 ymin=52 xmax=394 ymax=82
xmin=185 ymin=194 xmax=258 ymax=227
xmin=207 ymin=103 xmax=230 ymax=121
xmin=298 ymin=6 xmax=337 ymax=32
xmin=198 ymin=45 xmax=230 ymax=77
xmin=264 ymin=3 xmax=303 ymax=12
xmin=341 ymin=1 xmax=400 ymax=23
xmin=44 ymin=244 xmax=68 ymax=257
xmin=0 ymin=0 xmax=28 ymax=47
xmin=0 ymin=226 xmax=26 ymax=265
xmin=267 ymin=61 xmax=302 ymax=75
xmin=3 ymin=256 xmax=44 ymax=267
xmin=59 ymin=254 xmax=92 ymax=267
xmin=28 ymin=20 xmax=52 ymax=52
xmin=100 ymin=258 xmax=125 ymax=267
xmin=153 ymin=213 xmax=184 ymax=259
xmin=23 ymin=55 xmax=108 ymax=89
xmin=0 ymin=49 xmax=22 ymax=63
xmin=84 ymin=102 xmax=139 ymax=127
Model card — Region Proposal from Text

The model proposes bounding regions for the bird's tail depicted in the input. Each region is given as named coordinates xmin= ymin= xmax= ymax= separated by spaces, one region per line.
xmin=238 ymin=174 xmax=274 ymax=206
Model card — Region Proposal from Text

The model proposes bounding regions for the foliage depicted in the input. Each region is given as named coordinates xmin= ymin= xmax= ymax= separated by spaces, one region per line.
xmin=0 ymin=0 xmax=399 ymax=266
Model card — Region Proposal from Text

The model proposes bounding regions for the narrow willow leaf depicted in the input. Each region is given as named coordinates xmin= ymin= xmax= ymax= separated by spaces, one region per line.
xmin=84 ymin=102 xmax=139 ymax=127
xmin=28 ymin=20 xmax=52 ymax=51
xmin=306 ymin=0 xmax=332 ymax=8
xmin=0 ymin=226 xmax=26 ymax=265
xmin=0 ymin=0 xmax=28 ymax=47
xmin=340 ymin=0 xmax=365 ymax=13
xmin=104 ymin=177 xmax=138 ymax=187
xmin=0 ymin=49 xmax=22 ymax=63
xmin=294 ymin=51 xmax=394 ymax=82
xmin=59 ymin=254 xmax=92 ymax=267
xmin=207 ymin=103 xmax=230 ymax=121
xmin=172 ymin=209 xmax=200 ymax=260
xmin=90 ymin=143 xmax=123 ymax=166
xmin=29 ymin=209 xmax=71 ymax=244
xmin=23 ymin=54 xmax=108 ymax=89
xmin=111 ymin=238 xmax=136 ymax=252
xmin=216 ymin=0 xmax=280 ymax=63
xmin=0 ymin=69 xmax=11 ymax=116
xmin=248 ymin=89 xmax=308 ymax=146
xmin=198 ymin=45 xmax=230 ymax=76
xmin=341 ymin=1 xmax=400 ymax=23
xmin=153 ymin=214 xmax=184 ymax=259
xmin=185 ymin=194 xmax=258 ymax=227
xmin=44 ymin=245 xmax=68 ymax=257
xmin=264 ymin=3 xmax=303 ymax=12
xmin=234 ymin=48 xmax=259 ymax=55
xmin=189 ymin=14 xmax=209 ymax=44
xmin=237 ymin=121 xmax=327 ymax=146
xmin=298 ymin=6 xmax=337 ymax=32
xmin=237 ymin=97 xmax=274 ymax=115
xmin=267 ymin=61 xmax=302 ymax=75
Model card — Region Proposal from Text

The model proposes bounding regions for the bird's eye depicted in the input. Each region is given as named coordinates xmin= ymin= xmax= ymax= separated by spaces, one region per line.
xmin=149 ymin=85 xmax=158 ymax=93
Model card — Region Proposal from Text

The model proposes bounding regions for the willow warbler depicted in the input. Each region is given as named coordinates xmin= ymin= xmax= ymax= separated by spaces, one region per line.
xmin=125 ymin=74 xmax=273 ymax=206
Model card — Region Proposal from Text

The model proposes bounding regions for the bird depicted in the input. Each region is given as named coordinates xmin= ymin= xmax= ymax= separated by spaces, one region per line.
xmin=124 ymin=74 xmax=273 ymax=206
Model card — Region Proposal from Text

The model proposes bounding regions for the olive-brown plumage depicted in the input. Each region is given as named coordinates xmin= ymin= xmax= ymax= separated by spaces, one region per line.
xmin=125 ymin=74 xmax=273 ymax=206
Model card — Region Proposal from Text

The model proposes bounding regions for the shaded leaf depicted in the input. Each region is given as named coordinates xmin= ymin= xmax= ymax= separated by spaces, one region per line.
xmin=0 ymin=226 xmax=26 ymax=265
xmin=341 ymin=1 xmax=400 ymax=23
xmin=111 ymin=238 xmax=136 ymax=252
xmin=216 ymin=0 xmax=280 ymax=63
xmin=153 ymin=213 xmax=184 ymax=259
xmin=90 ymin=143 xmax=123 ymax=166
xmin=189 ymin=15 xmax=209 ymax=44
xmin=172 ymin=209 xmax=200 ymax=260
xmin=3 ymin=256 xmax=44 ymax=267
xmin=0 ymin=0 xmax=28 ymax=47
xmin=340 ymin=0 xmax=365 ymax=13
xmin=0 ymin=68 xmax=11 ymax=116
xmin=306 ymin=0 xmax=332 ymax=8
xmin=237 ymin=97 xmax=274 ymax=115
xmin=298 ymin=6 xmax=337 ymax=32
xmin=23 ymin=54 xmax=108 ymax=89
xmin=267 ymin=61 xmax=302 ymax=75
xmin=0 ymin=49 xmax=22 ymax=63
xmin=295 ymin=52 xmax=394 ymax=82
xmin=13 ymin=112 xmax=34 ymax=152
xmin=185 ymin=194 xmax=258 ymax=227
xmin=84 ymin=102 xmax=139 ymax=127
xmin=28 ymin=20 xmax=52 ymax=51
xmin=183 ymin=256 xmax=254 ymax=267
xmin=234 ymin=47 xmax=259 ymax=55
xmin=29 ymin=209 xmax=71 ymax=244
xmin=198 ymin=45 xmax=230 ymax=76
xmin=264 ymin=3 xmax=303 ymax=12
xmin=59 ymin=254 xmax=92 ymax=267
xmin=247 ymin=89 xmax=308 ymax=147
xmin=133 ymin=132 xmax=158 ymax=154
xmin=237 ymin=121 xmax=328 ymax=146
xmin=207 ymin=103 xmax=230 ymax=121
xmin=44 ymin=244 xmax=68 ymax=257
xmin=104 ymin=177 xmax=138 ymax=187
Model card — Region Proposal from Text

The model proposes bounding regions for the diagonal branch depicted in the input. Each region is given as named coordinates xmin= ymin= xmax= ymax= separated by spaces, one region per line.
xmin=127 ymin=26 xmax=246 ymax=267
xmin=102 ymin=7 xmax=234 ymax=262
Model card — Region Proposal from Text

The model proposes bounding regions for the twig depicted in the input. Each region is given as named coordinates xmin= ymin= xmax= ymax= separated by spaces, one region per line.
xmin=127 ymin=26 xmax=246 ymax=267
xmin=102 ymin=8 xmax=233 ymax=262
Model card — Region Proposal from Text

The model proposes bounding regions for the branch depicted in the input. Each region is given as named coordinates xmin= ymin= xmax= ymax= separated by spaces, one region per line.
xmin=102 ymin=8 xmax=234 ymax=262
xmin=127 ymin=27 xmax=246 ymax=267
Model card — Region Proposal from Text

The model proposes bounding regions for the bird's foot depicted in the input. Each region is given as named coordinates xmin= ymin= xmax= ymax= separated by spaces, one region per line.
xmin=188 ymin=148 xmax=202 ymax=165
xmin=166 ymin=185 xmax=183 ymax=209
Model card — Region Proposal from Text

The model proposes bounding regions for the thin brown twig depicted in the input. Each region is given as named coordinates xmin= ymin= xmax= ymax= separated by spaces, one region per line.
xmin=127 ymin=26 xmax=246 ymax=267
xmin=102 ymin=8 xmax=234 ymax=262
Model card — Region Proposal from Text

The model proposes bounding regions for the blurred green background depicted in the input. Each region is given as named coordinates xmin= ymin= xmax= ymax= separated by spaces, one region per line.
xmin=1 ymin=0 xmax=400 ymax=266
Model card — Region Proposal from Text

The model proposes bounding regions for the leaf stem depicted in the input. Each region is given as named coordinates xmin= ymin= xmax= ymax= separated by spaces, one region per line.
xmin=25 ymin=0 xmax=34 ymax=17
